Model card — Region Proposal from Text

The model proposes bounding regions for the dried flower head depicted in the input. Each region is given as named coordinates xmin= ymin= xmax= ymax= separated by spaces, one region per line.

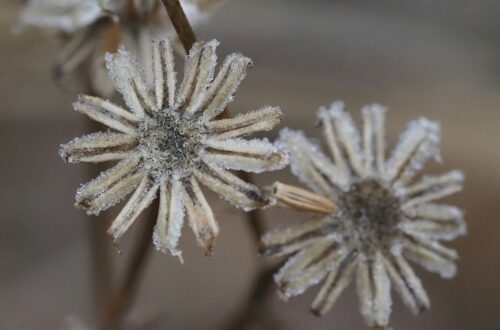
xmin=19 ymin=0 xmax=222 ymax=95
xmin=60 ymin=38 xmax=288 ymax=260
xmin=261 ymin=102 xmax=465 ymax=327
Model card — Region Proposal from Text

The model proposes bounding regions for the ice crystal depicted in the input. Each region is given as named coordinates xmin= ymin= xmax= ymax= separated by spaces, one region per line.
xmin=261 ymin=102 xmax=465 ymax=327
xmin=60 ymin=39 xmax=288 ymax=259
xmin=19 ymin=0 xmax=223 ymax=96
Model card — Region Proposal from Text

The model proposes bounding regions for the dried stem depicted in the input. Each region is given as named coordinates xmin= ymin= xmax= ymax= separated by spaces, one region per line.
xmin=82 ymin=80 xmax=113 ymax=322
xmin=161 ymin=0 xmax=196 ymax=51
xmin=100 ymin=201 xmax=157 ymax=330
xmin=99 ymin=2 xmax=273 ymax=328
xmin=159 ymin=2 xmax=276 ymax=329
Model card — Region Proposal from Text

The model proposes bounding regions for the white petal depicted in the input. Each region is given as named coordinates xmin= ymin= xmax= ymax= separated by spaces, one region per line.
xmin=73 ymin=95 xmax=139 ymax=134
xmin=361 ymin=104 xmax=387 ymax=176
xmin=152 ymin=39 xmax=176 ymax=109
xmin=184 ymin=40 xmax=219 ymax=116
xmin=278 ymin=128 xmax=347 ymax=198
xmin=75 ymin=155 xmax=141 ymax=208
xmin=60 ymin=132 xmax=137 ymax=163
xmin=385 ymin=118 xmax=440 ymax=183
xmin=201 ymin=54 xmax=252 ymax=121
xmin=275 ymin=241 xmax=343 ymax=300
xmin=153 ymin=180 xmax=186 ymax=260
xmin=205 ymin=106 xmax=283 ymax=140
xmin=317 ymin=104 xmax=351 ymax=183
xmin=310 ymin=251 xmax=358 ymax=316
xmin=202 ymin=137 xmax=288 ymax=173
xmin=182 ymin=176 xmax=219 ymax=255
xmin=355 ymin=253 xmax=391 ymax=327
xmin=382 ymin=254 xmax=430 ymax=314
xmin=108 ymin=176 xmax=159 ymax=242
xmin=260 ymin=217 xmax=336 ymax=258
xmin=328 ymin=102 xmax=365 ymax=177
xmin=194 ymin=164 xmax=265 ymax=211
xmin=174 ymin=41 xmax=203 ymax=109
xmin=106 ymin=49 xmax=157 ymax=116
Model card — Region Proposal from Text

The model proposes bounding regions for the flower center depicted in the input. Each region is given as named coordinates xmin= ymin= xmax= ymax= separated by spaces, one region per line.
xmin=340 ymin=179 xmax=401 ymax=253
xmin=138 ymin=111 xmax=201 ymax=179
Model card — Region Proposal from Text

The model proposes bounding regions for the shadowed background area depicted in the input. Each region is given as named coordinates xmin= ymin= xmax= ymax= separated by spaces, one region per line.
xmin=1 ymin=0 xmax=499 ymax=329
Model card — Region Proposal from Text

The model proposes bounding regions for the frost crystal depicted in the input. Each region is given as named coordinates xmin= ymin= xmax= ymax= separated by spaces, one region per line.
xmin=260 ymin=103 xmax=465 ymax=327
xmin=60 ymin=39 xmax=288 ymax=259
xmin=18 ymin=0 xmax=224 ymax=96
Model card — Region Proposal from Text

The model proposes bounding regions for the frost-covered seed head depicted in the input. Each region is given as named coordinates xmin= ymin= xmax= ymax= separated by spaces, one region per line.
xmin=138 ymin=110 xmax=202 ymax=180
xmin=340 ymin=179 xmax=402 ymax=254
xmin=261 ymin=103 xmax=465 ymax=328
xmin=60 ymin=38 xmax=288 ymax=260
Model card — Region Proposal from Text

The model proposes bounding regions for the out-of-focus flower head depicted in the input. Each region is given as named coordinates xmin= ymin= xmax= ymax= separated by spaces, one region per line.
xmin=19 ymin=0 xmax=224 ymax=96
xmin=261 ymin=102 xmax=466 ymax=327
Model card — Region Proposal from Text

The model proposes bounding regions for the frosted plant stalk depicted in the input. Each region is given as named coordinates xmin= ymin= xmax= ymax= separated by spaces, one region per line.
xmin=60 ymin=38 xmax=288 ymax=260
xmin=260 ymin=102 xmax=465 ymax=328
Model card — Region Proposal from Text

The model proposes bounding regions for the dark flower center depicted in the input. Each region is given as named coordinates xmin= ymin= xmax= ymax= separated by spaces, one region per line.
xmin=139 ymin=110 xmax=201 ymax=179
xmin=340 ymin=179 xmax=402 ymax=252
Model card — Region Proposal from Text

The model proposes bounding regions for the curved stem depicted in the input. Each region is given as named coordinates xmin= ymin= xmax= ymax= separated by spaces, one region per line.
xmin=161 ymin=0 xmax=196 ymax=51
xmin=99 ymin=202 xmax=157 ymax=330
xmin=160 ymin=2 xmax=276 ymax=328
xmin=100 ymin=2 xmax=273 ymax=329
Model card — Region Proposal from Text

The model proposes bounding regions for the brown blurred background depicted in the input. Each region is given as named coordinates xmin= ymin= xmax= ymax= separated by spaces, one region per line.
xmin=1 ymin=0 xmax=500 ymax=329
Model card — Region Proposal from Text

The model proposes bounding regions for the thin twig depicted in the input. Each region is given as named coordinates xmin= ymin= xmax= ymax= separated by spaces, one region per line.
xmin=161 ymin=0 xmax=196 ymax=51
xmin=100 ymin=201 xmax=157 ymax=330
xmin=99 ymin=2 xmax=273 ymax=329
xmin=159 ymin=2 xmax=276 ymax=329
xmin=82 ymin=80 xmax=113 ymax=322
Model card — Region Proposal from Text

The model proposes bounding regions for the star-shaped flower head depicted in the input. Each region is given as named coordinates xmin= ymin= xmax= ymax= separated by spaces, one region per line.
xmin=260 ymin=102 xmax=465 ymax=327
xmin=60 ymin=39 xmax=288 ymax=260
xmin=19 ymin=0 xmax=223 ymax=96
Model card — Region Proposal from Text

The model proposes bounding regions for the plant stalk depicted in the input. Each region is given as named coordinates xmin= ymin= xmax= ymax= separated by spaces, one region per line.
xmin=100 ymin=1 xmax=273 ymax=328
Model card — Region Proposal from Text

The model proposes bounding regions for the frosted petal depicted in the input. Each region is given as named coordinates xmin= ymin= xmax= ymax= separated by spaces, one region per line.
xmin=275 ymin=240 xmax=341 ymax=299
xmin=403 ymin=236 xmax=458 ymax=278
xmin=105 ymin=49 xmax=157 ymax=116
xmin=355 ymin=253 xmax=391 ymax=327
xmin=205 ymin=106 xmax=283 ymax=140
xmin=184 ymin=40 xmax=219 ymax=116
xmin=327 ymin=103 xmax=365 ymax=177
xmin=382 ymin=254 xmax=430 ymax=314
xmin=174 ymin=41 xmax=203 ymax=109
xmin=153 ymin=180 xmax=185 ymax=261
xmin=260 ymin=217 xmax=335 ymax=258
xmin=182 ymin=176 xmax=219 ymax=255
xmin=361 ymin=104 xmax=387 ymax=177
xmin=60 ymin=132 xmax=137 ymax=163
xmin=386 ymin=118 xmax=441 ymax=183
xmin=310 ymin=251 xmax=358 ymax=316
xmin=278 ymin=128 xmax=347 ymax=197
xmin=73 ymin=95 xmax=139 ymax=134
xmin=194 ymin=164 xmax=265 ymax=211
xmin=201 ymin=54 xmax=252 ymax=121
xmin=108 ymin=176 xmax=159 ymax=242
xmin=75 ymin=155 xmax=141 ymax=209
xmin=152 ymin=39 xmax=176 ymax=109
xmin=202 ymin=137 xmax=288 ymax=173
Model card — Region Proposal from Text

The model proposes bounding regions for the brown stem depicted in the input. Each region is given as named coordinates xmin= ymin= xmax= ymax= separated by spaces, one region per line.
xmin=82 ymin=79 xmax=113 ymax=321
xmin=99 ymin=201 xmax=157 ymax=330
xmin=159 ymin=2 xmax=275 ymax=328
xmin=161 ymin=0 xmax=197 ymax=51
xmin=99 ymin=2 xmax=272 ymax=329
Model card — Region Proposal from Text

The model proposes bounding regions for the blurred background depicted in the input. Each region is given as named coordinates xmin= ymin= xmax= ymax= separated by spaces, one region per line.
xmin=1 ymin=0 xmax=499 ymax=329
